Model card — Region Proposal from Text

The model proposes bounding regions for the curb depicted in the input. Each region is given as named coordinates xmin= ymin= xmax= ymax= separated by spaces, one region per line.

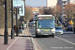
xmin=31 ymin=38 xmax=38 ymax=50
xmin=25 ymin=28 xmax=42 ymax=50
xmin=28 ymin=28 xmax=38 ymax=50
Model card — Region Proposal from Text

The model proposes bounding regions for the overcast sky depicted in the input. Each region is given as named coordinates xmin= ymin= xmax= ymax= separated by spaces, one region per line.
xmin=26 ymin=0 xmax=46 ymax=7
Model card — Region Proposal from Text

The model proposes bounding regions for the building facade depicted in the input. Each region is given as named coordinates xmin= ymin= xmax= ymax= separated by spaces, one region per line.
xmin=0 ymin=0 xmax=16 ymax=28
xmin=47 ymin=0 xmax=57 ymax=8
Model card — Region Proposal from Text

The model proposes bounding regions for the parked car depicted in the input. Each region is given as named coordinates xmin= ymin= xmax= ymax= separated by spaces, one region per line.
xmin=55 ymin=26 xmax=63 ymax=35
xmin=66 ymin=25 xmax=72 ymax=31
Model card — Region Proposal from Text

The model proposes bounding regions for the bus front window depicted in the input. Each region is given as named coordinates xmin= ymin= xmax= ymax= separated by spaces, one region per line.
xmin=38 ymin=20 xmax=55 ymax=28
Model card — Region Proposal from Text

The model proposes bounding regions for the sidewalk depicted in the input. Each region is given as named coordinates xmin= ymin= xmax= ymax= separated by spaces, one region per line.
xmin=0 ymin=28 xmax=37 ymax=50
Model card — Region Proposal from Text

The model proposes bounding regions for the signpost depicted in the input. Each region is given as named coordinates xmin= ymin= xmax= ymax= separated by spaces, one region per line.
xmin=19 ymin=1 xmax=25 ymax=16
xmin=13 ymin=0 xmax=25 ymax=16
xmin=13 ymin=0 xmax=22 ymax=8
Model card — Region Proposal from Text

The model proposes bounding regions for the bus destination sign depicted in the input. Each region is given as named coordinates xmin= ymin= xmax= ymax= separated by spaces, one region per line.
xmin=38 ymin=17 xmax=53 ymax=20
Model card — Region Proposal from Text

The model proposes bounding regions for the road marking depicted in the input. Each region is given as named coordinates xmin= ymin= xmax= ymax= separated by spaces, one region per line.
xmin=34 ymin=39 xmax=43 ymax=50
xmin=55 ymin=36 xmax=75 ymax=45
xmin=31 ymin=38 xmax=38 ymax=50
xmin=6 ymin=38 xmax=18 ymax=50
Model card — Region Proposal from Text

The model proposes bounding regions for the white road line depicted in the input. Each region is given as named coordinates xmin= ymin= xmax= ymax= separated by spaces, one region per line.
xmin=55 ymin=36 xmax=75 ymax=45
xmin=6 ymin=38 xmax=18 ymax=50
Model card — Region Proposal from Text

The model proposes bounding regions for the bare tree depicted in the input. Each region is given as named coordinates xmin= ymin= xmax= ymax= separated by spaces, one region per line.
xmin=24 ymin=6 xmax=33 ymax=28
xmin=65 ymin=3 xmax=75 ymax=20
xmin=39 ymin=7 xmax=44 ymax=15
xmin=25 ymin=6 xmax=33 ymax=20
xmin=65 ymin=3 xmax=75 ymax=33
xmin=54 ymin=5 xmax=62 ymax=19
xmin=56 ymin=5 xmax=62 ymax=14
xmin=43 ymin=7 xmax=53 ymax=15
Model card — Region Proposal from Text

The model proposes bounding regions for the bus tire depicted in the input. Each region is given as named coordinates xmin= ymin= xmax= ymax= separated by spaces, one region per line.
xmin=52 ymin=35 xmax=54 ymax=38
xmin=61 ymin=34 xmax=63 ymax=35
xmin=36 ymin=34 xmax=40 ymax=37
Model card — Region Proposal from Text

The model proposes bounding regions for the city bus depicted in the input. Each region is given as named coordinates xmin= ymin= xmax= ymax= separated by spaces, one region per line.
xmin=35 ymin=15 xmax=55 ymax=37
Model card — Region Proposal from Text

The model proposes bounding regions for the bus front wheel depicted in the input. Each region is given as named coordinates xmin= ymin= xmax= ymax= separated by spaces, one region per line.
xmin=36 ymin=34 xmax=40 ymax=37
xmin=52 ymin=35 xmax=54 ymax=38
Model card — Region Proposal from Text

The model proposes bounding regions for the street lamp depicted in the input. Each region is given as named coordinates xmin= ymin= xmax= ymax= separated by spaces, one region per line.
xmin=11 ymin=0 xmax=14 ymax=39
xmin=4 ymin=0 xmax=8 ymax=44
xmin=1 ymin=0 xmax=8 ymax=44
xmin=16 ymin=8 xmax=18 ymax=36
xmin=46 ymin=0 xmax=47 ymax=8
xmin=10 ymin=8 xmax=18 ymax=36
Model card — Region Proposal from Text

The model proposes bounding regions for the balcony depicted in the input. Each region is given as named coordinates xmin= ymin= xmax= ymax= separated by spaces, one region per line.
xmin=62 ymin=2 xmax=67 ymax=5
xmin=62 ymin=7 xmax=65 ymax=9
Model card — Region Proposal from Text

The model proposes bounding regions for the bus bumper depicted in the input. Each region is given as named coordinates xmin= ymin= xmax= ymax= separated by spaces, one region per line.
xmin=37 ymin=31 xmax=55 ymax=36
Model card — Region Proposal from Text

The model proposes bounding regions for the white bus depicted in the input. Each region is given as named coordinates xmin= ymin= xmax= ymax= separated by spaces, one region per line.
xmin=35 ymin=15 xmax=55 ymax=37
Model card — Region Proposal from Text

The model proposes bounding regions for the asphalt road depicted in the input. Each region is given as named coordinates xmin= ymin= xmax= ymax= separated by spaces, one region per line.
xmin=29 ymin=27 xmax=75 ymax=50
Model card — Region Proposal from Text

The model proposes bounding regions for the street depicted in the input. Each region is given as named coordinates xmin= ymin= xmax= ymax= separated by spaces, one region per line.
xmin=1 ymin=0 xmax=75 ymax=50
xmin=29 ymin=27 xmax=75 ymax=50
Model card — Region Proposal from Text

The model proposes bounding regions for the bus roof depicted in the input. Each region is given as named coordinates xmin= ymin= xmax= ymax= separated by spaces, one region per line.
xmin=37 ymin=15 xmax=54 ymax=17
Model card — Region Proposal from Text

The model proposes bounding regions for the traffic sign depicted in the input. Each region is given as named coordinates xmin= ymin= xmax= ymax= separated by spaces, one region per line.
xmin=19 ymin=1 xmax=25 ymax=16
xmin=13 ymin=0 xmax=22 ymax=8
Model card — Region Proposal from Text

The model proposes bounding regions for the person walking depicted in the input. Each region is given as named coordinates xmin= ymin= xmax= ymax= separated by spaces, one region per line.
xmin=20 ymin=26 xmax=23 ymax=34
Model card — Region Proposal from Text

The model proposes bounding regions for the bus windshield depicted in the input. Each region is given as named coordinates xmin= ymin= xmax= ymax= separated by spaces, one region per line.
xmin=38 ymin=20 xmax=55 ymax=28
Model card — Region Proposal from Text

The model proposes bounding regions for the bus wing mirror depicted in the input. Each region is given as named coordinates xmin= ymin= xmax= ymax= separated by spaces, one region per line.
xmin=35 ymin=23 xmax=36 ymax=24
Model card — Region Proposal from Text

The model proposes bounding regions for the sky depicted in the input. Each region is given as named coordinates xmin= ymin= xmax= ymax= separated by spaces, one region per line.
xmin=26 ymin=0 xmax=46 ymax=7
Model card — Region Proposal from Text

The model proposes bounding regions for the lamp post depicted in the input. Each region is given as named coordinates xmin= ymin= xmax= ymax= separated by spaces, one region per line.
xmin=46 ymin=0 xmax=47 ymax=8
xmin=11 ymin=0 xmax=14 ymax=39
xmin=16 ymin=8 xmax=18 ymax=36
xmin=4 ymin=0 xmax=8 ymax=44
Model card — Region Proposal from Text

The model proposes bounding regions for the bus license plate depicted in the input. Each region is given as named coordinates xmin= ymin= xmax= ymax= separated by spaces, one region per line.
xmin=44 ymin=34 xmax=48 ymax=35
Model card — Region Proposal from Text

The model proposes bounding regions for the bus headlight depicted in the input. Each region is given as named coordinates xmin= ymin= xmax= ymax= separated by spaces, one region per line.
xmin=51 ymin=28 xmax=55 ymax=31
xmin=37 ymin=29 xmax=41 ymax=32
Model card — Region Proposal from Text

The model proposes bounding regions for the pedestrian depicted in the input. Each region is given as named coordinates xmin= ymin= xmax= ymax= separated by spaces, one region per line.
xmin=20 ymin=26 xmax=23 ymax=34
xmin=17 ymin=26 xmax=19 ymax=34
xmin=13 ymin=25 xmax=17 ymax=33
xmin=63 ymin=21 xmax=66 ymax=29
xmin=31 ymin=24 xmax=33 ymax=28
